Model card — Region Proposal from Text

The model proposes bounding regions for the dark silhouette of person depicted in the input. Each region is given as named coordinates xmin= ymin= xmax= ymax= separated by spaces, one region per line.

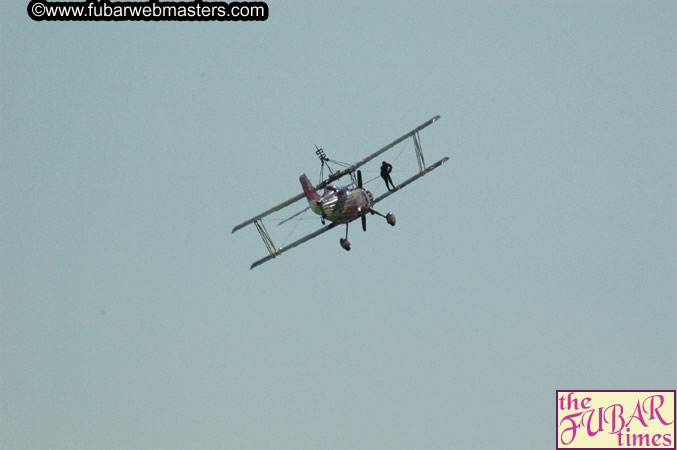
xmin=380 ymin=161 xmax=396 ymax=191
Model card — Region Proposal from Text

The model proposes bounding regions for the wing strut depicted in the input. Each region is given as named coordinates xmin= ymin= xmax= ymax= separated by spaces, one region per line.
xmin=413 ymin=132 xmax=426 ymax=174
xmin=254 ymin=220 xmax=276 ymax=256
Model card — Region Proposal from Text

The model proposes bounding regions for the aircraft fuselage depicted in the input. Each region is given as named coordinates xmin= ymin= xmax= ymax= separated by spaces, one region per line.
xmin=312 ymin=187 xmax=374 ymax=224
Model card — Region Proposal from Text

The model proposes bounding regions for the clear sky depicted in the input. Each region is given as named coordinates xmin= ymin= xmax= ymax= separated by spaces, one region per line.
xmin=2 ymin=1 xmax=676 ymax=449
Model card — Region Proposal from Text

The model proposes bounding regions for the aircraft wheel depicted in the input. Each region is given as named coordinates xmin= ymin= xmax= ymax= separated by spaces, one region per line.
xmin=340 ymin=238 xmax=351 ymax=251
xmin=386 ymin=212 xmax=396 ymax=226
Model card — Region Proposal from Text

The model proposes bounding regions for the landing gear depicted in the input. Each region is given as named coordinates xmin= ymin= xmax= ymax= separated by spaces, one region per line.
xmin=369 ymin=208 xmax=396 ymax=227
xmin=340 ymin=237 xmax=351 ymax=251
xmin=338 ymin=210 xmax=395 ymax=252
xmin=339 ymin=223 xmax=351 ymax=251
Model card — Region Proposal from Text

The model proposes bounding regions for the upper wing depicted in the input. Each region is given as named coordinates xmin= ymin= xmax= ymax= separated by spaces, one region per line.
xmin=231 ymin=115 xmax=441 ymax=234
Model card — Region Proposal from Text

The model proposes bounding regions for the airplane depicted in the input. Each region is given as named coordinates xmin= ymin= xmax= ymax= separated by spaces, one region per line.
xmin=232 ymin=115 xmax=449 ymax=269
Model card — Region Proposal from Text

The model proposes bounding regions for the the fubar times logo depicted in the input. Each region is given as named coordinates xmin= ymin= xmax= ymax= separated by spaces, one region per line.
xmin=556 ymin=391 xmax=676 ymax=449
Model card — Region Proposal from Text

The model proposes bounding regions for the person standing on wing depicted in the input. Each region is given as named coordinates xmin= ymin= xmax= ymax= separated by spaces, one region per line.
xmin=380 ymin=161 xmax=396 ymax=191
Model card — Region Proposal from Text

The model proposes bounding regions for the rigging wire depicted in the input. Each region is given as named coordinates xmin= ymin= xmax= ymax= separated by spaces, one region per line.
xmin=279 ymin=207 xmax=308 ymax=247
xmin=392 ymin=139 xmax=410 ymax=164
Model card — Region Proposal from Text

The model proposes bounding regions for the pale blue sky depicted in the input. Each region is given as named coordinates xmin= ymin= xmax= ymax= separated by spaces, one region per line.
xmin=2 ymin=1 xmax=676 ymax=449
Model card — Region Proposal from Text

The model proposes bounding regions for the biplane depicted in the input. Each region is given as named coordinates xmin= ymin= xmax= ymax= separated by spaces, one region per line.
xmin=232 ymin=115 xmax=449 ymax=269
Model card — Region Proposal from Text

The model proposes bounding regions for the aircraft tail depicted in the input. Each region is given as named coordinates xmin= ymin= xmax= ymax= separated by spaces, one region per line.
xmin=299 ymin=173 xmax=320 ymax=203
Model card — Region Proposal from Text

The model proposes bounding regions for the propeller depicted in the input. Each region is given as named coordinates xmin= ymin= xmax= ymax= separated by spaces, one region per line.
xmin=357 ymin=170 xmax=367 ymax=232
